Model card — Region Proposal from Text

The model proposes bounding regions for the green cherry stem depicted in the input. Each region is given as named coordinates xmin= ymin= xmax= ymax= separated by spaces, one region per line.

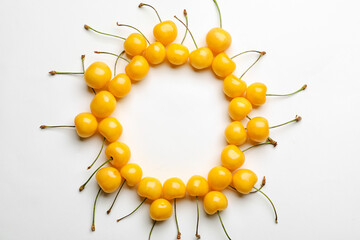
xmin=40 ymin=125 xmax=75 ymax=129
xmin=81 ymin=55 xmax=85 ymax=72
xmin=267 ymin=137 xmax=278 ymax=147
xmin=242 ymin=141 xmax=275 ymax=152
xmin=91 ymin=188 xmax=102 ymax=231
xmin=246 ymin=115 xmax=252 ymax=120
xmin=269 ymin=115 xmax=302 ymax=129
xmin=240 ymin=51 xmax=266 ymax=79
xmin=266 ymin=84 xmax=307 ymax=97
xmin=139 ymin=3 xmax=162 ymax=23
xmin=107 ymin=180 xmax=126 ymax=214
xmin=117 ymin=198 xmax=147 ymax=222
xmin=49 ymin=71 xmax=83 ymax=75
xmin=116 ymin=22 xmax=150 ymax=44
xmin=148 ymin=220 xmax=157 ymax=240
xmin=174 ymin=16 xmax=198 ymax=49
xmin=84 ymin=24 xmax=126 ymax=40
xmin=212 ymin=0 xmax=223 ymax=28
xmin=250 ymin=176 xmax=266 ymax=194
xmin=114 ymin=50 xmax=126 ymax=77
xmin=217 ymin=211 xmax=231 ymax=240
xmin=87 ymin=137 xmax=106 ymax=170
xmin=174 ymin=198 xmax=181 ymax=239
xmin=79 ymin=157 xmax=113 ymax=192
xmin=231 ymin=50 xmax=264 ymax=59
xmin=180 ymin=9 xmax=188 ymax=45
xmin=94 ymin=51 xmax=130 ymax=63
xmin=195 ymin=196 xmax=201 ymax=239
xmin=253 ymin=186 xmax=278 ymax=224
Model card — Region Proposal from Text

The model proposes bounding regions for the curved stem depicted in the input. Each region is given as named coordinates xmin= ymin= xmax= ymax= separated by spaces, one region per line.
xmin=107 ymin=180 xmax=126 ymax=214
xmin=174 ymin=198 xmax=181 ymax=239
xmin=217 ymin=211 xmax=231 ymax=240
xmin=94 ymin=51 xmax=130 ymax=63
xmin=79 ymin=157 xmax=112 ymax=192
xmin=148 ymin=220 xmax=157 ymax=240
xmin=139 ymin=3 xmax=162 ymax=22
xmin=195 ymin=196 xmax=200 ymax=239
xmin=242 ymin=141 xmax=274 ymax=152
xmin=117 ymin=198 xmax=147 ymax=222
xmin=253 ymin=187 xmax=278 ymax=224
xmin=230 ymin=50 xmax=264 ymax=59
xmin=269 ymin=115 xmax=301 ymax=129
xmin=116 ymin=23 xmax=150 ymax=44
xmin=87 ymin=137 xmax=106 ymax=170
xmin=174 ymin=16 xmax=198 ymax=49
xmin=91 ymin=188 xmax=102 ymax=231
xmin=250 ymin=176 xmax=266 ymax=194
xmin=40 ymin=125 xmax=75 ymax=129
xmin=114 ymin=50 xmax=126 ymax=77
xmin=180 ymin=10 xmax=188 ymax=45
xmin=212 ymin=0 xmax=222 ymax=28
xmin=84 ymin=25 xmax=126 ymax=40
xmin=266 ymin=84 xmax=307 ymax=97
xmin=240 ymin=52 xmax=265 ymax=79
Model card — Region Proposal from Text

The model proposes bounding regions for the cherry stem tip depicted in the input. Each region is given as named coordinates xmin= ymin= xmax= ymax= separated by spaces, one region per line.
xmin=91 ymin=225 xmax=95 ymax=231
xmin=49 ymin=71 xmax=56 ymax=75
xmin=183 ymin=9 xmax=187 ymax=16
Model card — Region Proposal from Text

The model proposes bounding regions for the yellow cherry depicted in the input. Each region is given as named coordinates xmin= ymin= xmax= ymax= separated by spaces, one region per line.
xmin=153 ymin=21 xmax=178 ymax=46
xmin=98 ymin=117 xmax=122 ymax=143
xmin=125 ymin=55 xmax=149 ymax=81
xmin=228 ymin=97 xmax=252 ymax=121
xmin=246 ymin=82 xmax=267 ymax=107
xmin=221 ymin=145 xmax=245 ymax=171
xmin=120 ymin=163 xmax=143 ymax=187
xmin=246 ymin=117 xmax=269 ymax=143
xmin=74 ymin=112 xmax=98 ymax=138
xmin=163 ymin=177 xmax=186 ymax=200
xmin=211 ymin=52 xmax=235 ymax=78
xmin=203 ymin=191 xmax=228 ymax=215
xmin=186 ymin=175 xmax=209 ymax=197
xmin=84 ymin=62 xmax=112 ymax=89
xmin=206 ymin=27 xmax=232 ymax=54
xmin=189 ymin=47 xmax=213 ymax=70
xmin=137 ymin=177 xmax=162 ymax=200
xmin=144 ymin=42 xmax=166 ymax=65
xmin=225 ymin=121 xmax=247 ymax=146
xmin=90 ymin=91 xmax=116 ymax=118
xmin=223 ymin=74 xmax=247 ymax=98
xmin=150 ymin=198 xmax=173 ymax=221
xmin=108 ymin=73 xmax=131 ymax=98
xmin=105 ymin=142 xmax=131 ymax=169
xmin=232 ymin=168 xmax=258 ymax=194
xmin=124 ymin=33 xmax=148 ymax=57
xmin=166 ymin=43 xmax=189 ymax=66
xmin=96 ymin=167 xmax=122 ymax=193
xmin=208 ymin=166 xmax=232 ymax=191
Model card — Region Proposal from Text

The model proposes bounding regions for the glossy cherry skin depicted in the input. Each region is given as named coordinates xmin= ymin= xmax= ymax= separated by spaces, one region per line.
xmin=150 ymin=198 xmax=173 ymax=221
xmin=84 ymin=62 xmax=112 ymax=89
xmin=221 ymin=145 xmax=245 ymax=171
xmin=246 ymin=82 xmax=267 ymax=107
xmin=144 ymin=42 xmax=166 ymax=65
xmin=228 ymin=97 xmax=252 ymax=121
xmin=90 ymin=91 xmax=116 ymax=119
xmin=96 ymin=167 xmax=122 ymax=193
xmin=108 ymin=73 xmax=131 ymax=98
xmin=105 ymin=142 xmax=131 ymax=169
xmin=166 ymin=43 xmax=189 ymax=66
xmin=206 ymin=27 xmax=232 ymax=54
xmin=186 ymin=175 xmax=209 ymax=197
xmin=163 ymin=177 xmax=186 ymax=200
xmin=203 ymin=191 xmax=228 ymax=215
xmin=232 ymin=169 xmax=258 ymax=194
xmin=211 ymin=52 xmax=236 ymax=78
xmin=246 ymin=117 xmax=269 ymax=142
xmin=125 ymin=55 xmax=150 ymax=81
xmin=223 ymin=74 xmax=247 ymax=98
xmin=74 ymin=112 xmax=98 ymax=138
xmin=225 ymin=121 xmax=247 ymax=146
xmin=124 ymin=33 xmax=148 ymax=57
xmin=120 ymin=163 xmax=143 ymax=187
xmin=153 ymin=20 xmax=178 ymax=46
xmin=189 ymin=47 xmax=213 ymax=70
xmin=98 ymin=117 xmax=123 ymax=143
xmin=137 ymin=177 xmax=162 ymax=200
xmin=207 ymin=166 xmax=232 ymax=191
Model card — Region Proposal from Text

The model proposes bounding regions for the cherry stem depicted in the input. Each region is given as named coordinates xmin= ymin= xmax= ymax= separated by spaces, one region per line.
xmin=242 ymin=141 xmax=274 ymax=152
xmin=79 ymin=157 xmax=112 ymax=192
xmin=117 ymin=197 xmax=147 ymax=222
xmin=84 ymin=24 xmax=126 ymax=40
xmin=107 ymin=180 xmax=126 ymax=214
xmin=49 ymin=71 xmax=83 ymax=75
xmin=195 ymin=196 xmax=200 ymax=239
xmin=217 ymin=211 xmax=231 ymax=240
xmin=269 ymin=115 xmax=302 ymax=129
xmin=148 ymin=220 xmax=157 ymax=240
xmin=40 ymin=125 xmax=75 ymax=129
xmin=91 ymin=188 xmax=102 ymax=231
xmin=267 ymin=137 xmax=277 ymax=147
xmin=239 ymin=52 xmax=266 ymax=79
xmin=87 ymin=137 xmax=106 ymax=170
xmin=230 ymin=50 xmax=264 ymax=59
xmin=114 ymin=50 xmax=126 ymax=77
xmin=212 ymin=0 xmax=223 ymax=28
xmin=266 ymin=84 xmax=307 ymax=97
xmin=174 ymin=16 xmax=198 ymax=49
xmin=180 ymin=10 xmax=188 ymax=45
xmin=246 ymin=115 xmax=252 ymax=120
xmin=139 ymin=3 xmax=162 ymax=23
xmin=81 ymin=55 xmax=85 ymax=72
xmin=116 ymin=23 xmax=150 ymax=44
xmin=250 ymin=176 xmax=266 ymax=194
xmin=253 ymin=186 xmax=278 ymax=224
xmin=174 ymin=198 xmax=181 ymax=239
xmin=94 ymin=51 xmax=130 ymax=63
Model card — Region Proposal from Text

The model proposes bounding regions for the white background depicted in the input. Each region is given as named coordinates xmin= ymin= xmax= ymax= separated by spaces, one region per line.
xmin=0 ymin=0 xmax=359 ymax=239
